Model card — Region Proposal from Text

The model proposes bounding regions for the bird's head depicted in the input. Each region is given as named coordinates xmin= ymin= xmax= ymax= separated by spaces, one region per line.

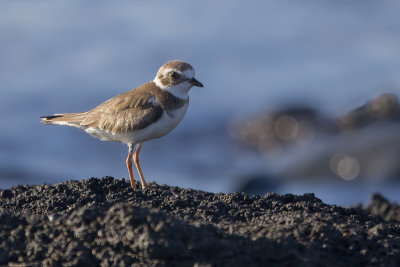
xmin=154 ymin=60 xmax=203 ymax=99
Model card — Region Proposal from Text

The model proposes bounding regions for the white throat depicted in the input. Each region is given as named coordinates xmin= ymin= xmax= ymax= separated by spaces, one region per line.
xmin=153 ymin=79 xmax=192 ymax=99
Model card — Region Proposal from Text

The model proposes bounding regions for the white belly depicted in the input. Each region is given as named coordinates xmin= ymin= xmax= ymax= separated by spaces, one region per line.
xmin=85 ymin=104 xmax=189 ymax=145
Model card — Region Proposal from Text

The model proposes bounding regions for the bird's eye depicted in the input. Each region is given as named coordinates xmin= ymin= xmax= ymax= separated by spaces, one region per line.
xmin=169 ymin=72 xmax=180 ymax=80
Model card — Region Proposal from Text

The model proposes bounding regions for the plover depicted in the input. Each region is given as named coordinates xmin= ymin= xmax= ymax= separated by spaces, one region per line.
xmin=41 ymin=60 xmax=203 ymax=189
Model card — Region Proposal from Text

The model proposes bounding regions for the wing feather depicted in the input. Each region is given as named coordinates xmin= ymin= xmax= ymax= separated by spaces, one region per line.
xmin=80 ymin=82 xmax=163 ymax=134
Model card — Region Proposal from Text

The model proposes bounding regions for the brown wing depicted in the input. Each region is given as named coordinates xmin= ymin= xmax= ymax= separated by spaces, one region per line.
xmin=80 ymin=82 xmax=163 ymax=135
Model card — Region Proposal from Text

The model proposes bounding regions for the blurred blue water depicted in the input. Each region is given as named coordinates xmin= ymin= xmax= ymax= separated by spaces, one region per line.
xmin=1 ymin=1 xmax=400 ymax=206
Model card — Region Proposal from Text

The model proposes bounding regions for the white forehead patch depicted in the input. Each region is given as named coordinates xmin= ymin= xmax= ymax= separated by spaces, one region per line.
xmin=182 ymin=69 xmax=195 ymax=79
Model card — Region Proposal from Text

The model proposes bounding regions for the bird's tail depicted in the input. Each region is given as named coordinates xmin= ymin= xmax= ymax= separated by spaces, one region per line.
xmin=40 ymin=112 xmax=87 ymax=129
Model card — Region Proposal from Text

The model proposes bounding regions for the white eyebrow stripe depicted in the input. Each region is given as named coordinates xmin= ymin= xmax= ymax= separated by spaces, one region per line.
xmin=162 ymin=68 xmax=195 ymax=80
xmin=162 ymin=68 xmax=182 ymax=76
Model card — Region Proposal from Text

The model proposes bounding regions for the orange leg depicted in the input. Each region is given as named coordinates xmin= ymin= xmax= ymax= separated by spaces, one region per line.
xmin=126 ymin=144 xmax=136 ymax=189
xmin=133 ymin=143 xmax=148 ymax=189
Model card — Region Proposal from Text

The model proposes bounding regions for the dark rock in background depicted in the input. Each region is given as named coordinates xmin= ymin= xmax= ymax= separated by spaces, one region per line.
xmin=364 ymin=194 xmax=400 ymax=223
xmin=0 ymin=177 xmax=399 ymax=266
xmin=337 ymin=93 xmax=400 ymax=131
xmin=230 ymin=106 xmax=332 ymax=153
xmin=231 ymin=92 xmax=400 ymax=182
xmin=234 ymin=173 xmax=279 ymax=196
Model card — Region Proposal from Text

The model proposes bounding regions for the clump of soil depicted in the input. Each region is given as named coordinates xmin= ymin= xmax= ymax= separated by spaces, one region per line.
xmin=0 ymin=177 xmax=399 ymax=266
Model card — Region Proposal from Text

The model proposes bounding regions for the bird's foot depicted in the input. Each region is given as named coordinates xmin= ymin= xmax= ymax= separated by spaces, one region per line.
xmin=141 ymin=181 xmax=148 ymax=189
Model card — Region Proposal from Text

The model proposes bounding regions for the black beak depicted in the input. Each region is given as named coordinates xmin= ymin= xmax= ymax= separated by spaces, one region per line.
xmin=190 ymin=78 xmax=203 ymax=87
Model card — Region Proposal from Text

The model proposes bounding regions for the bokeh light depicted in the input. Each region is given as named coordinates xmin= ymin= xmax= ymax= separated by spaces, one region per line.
xmin=330 ymin=153 xmax=361 ymax=181
xmin=274 ymin=115 xmax=299 ymax=141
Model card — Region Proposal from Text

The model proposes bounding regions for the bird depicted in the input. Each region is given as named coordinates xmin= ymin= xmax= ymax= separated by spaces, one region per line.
xmin=41 ymin=60 xmax=203 ymax=190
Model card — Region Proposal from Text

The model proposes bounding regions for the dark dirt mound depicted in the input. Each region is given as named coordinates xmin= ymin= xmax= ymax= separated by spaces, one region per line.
xmin=0 ymin=177 xmax=399 ymax=266
xmin=364 ymin=194 xmax=400 ymax=223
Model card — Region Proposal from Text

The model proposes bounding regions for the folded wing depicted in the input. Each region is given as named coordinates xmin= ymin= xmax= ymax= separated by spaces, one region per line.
xmin=40 ymin=82 xmax=164 ymax=135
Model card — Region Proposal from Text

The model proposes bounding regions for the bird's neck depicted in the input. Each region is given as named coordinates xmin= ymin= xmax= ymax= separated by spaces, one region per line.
xmin=153 ymin=79 xmax=191 ymax=100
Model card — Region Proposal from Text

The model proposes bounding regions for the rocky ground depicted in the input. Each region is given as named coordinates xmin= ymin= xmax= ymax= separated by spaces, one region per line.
xmin=0 ymin=177 xmax=399 ymax=266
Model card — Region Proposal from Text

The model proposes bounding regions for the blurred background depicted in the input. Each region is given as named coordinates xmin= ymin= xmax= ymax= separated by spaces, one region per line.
xmin=1 ymin=1 xmax=400 ymax=206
